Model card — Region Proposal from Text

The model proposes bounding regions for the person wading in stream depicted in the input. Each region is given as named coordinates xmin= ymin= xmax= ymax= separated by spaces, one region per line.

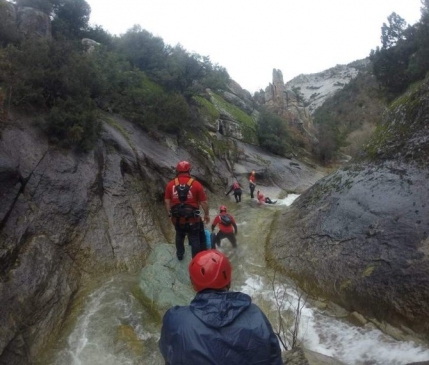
xmin=211 ymin=205 xmax=238 ymax=248
xmin=225 ymin=179 xmax=242 ymax=203
xmin=164 ymin=161 xmax=210 ymax=260
xmin=158 ymin=249 xmax=283 ymax=365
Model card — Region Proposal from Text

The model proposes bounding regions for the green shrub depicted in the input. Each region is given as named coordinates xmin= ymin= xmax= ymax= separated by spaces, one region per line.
xmin=193 ymin=95 xmax=219 ymax=123
xmin=45 ymin=96 xmax=100 ymax=150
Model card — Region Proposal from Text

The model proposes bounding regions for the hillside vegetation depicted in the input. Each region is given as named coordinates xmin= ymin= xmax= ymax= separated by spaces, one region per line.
xmin=1 ymin=0 xmax=429 ymax=165
xmin=312 ymin=1 xmax=429 ymax=163
xmin=312 ymin=62 xmax=384 ymax=162
xmin=0 ymin=0 xmax=249 ymax=150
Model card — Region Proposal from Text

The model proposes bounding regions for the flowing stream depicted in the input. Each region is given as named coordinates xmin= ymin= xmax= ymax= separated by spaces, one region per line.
xmin=38 ymin=194 xmax=429 ymax=365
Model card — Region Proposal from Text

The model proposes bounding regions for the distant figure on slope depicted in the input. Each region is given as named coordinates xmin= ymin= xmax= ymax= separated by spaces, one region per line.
xmin=249 ymin=170 xmax=256 ymax=199
xmin=225 ymin=180 xmax=242 ymax=203
xmin=158 ymin=250 xmax=283 ymax=365
xmin=211 ymin=205 xmax=238 ymax=248
xmin=257 ymin=190 xmax=277 ymax=205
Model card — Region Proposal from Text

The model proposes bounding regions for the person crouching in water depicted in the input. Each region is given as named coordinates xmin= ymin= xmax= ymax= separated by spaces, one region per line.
xmin=211 ymin=205 xmax=237 ymax=248
xmin=257 ymin=190 xmax=277 ymax=205
xmin=158 ymin=250 xmax=283 ymax=365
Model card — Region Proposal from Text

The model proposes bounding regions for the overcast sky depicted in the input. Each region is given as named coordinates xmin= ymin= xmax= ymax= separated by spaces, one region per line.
xmin=85 ymin=0 xmax=422 ymax=93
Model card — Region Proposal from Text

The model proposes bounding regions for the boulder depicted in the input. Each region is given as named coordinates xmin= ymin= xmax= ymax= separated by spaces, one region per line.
xmin=269 ymin=77 xmax=429 ymax=341
xmin=137 ymin=243 xmax=195 ymax=319
xmin=0 ymin=0 xmax=16 ymax=27
xmin=82 ymin=38 xmax=101 ymax=53
xmin=16 ymin=6 xmax=51 ymax=39
xmin=283 ymin=347 xmax=346 ymax=365
xmin=0 ymin=110 xmax=324 ymax=364
xmin=269 ymin=162 xmax=429 ymax=341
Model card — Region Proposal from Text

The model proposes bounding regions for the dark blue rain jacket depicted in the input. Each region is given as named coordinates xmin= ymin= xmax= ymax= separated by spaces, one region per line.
xmin=158 ymin=290 xmax=283 ymax=365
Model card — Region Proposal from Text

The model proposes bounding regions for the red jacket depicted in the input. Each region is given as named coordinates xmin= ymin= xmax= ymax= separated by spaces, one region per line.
xmin=212 ymin=212 xmax=236 ymax=234
xmin=165 ymin=174 xmax=207 ymax=223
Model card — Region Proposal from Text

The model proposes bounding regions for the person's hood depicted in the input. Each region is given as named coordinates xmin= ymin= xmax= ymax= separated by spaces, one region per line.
xmin=190 ymin=290 xmax=251 ymax=328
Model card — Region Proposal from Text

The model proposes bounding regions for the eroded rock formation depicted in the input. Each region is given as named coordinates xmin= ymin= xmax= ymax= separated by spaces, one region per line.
xmin=269 ymin=76 xmax=429 ymax=342
xmin=0 ymin=110 xmax=322 ymax=363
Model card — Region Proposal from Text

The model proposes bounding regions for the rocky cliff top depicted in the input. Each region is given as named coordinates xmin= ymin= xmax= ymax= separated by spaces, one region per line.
xmin=285 ymin=59 xmax=370 ymax=114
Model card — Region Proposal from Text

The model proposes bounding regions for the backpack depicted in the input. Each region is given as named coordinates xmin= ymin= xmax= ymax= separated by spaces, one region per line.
xmin=170 ymin=178 xmax=198 ymax=219
xmin=220 ymin=214 xmax=232 ymax=226
xmin=175 ymin=177 xmax=193 ymax=202
xmin=233 ymin=182 xmax=240 ymax=190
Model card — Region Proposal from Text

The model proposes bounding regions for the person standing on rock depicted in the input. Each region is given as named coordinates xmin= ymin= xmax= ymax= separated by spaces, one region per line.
xmin=158 ymin=249 xmax=283 ymax=365
xmin=165 ymin=161 xmax=210 ymax=260
xmin=249 ymin=170 xmax=256 ymax=199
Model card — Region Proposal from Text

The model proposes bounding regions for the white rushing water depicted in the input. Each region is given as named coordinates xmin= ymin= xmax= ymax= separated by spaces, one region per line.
xmin=42 ymin=193 xmax=429 ymax=365
xmin=239 ymin=275 xmax=429 ymax=365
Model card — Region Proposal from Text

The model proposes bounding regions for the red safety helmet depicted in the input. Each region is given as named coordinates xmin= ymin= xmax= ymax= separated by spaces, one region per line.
xmin=176 ymin=160 xmax=191 ymax=173
xmin=189 ymin=250 xmax=232 ymax=292
xmin=219 ymin=205 xmax=227 ymax=213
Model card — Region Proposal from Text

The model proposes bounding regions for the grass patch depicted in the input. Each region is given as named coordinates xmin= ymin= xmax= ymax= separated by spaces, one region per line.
xmin=193 ymin=95 xmax=220 ymax=123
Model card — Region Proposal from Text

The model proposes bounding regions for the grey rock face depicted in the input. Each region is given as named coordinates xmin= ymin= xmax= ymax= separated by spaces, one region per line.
xmin=269 ymin=74 xmax=429 ymax=342
xmin=257 ymin=68 xmax=318 ymax=149
xmin=0 ymin=0 xmax=16 ymax=26
xmin=0 ymin=116 xmax=162 ymax=363
xmin=207 ymin=90 xmax=259 ymax=144
xmin=82 ymin=38 xmax=101 ymax=53
xmin=269 ymin=162 xmax=429 ymax=340
xmin=222 ymin=90 xmax=254 ymax=114
xmin=285 ymin=60 xmax=369 ymax=115
xmin=0 ymin=1 xmax=52 ymax=39
xmin=233 ymin=140 xmax=325 ymax=193
xmin=0 ymin=111 xmax=323 ymax=364
xmin=138 ymin=243 xmax=195 ymax=319
xmin=283 ymin=346 xmax=346 ymax=365
xmin=16 ymin=6 xmax=51 ymax=39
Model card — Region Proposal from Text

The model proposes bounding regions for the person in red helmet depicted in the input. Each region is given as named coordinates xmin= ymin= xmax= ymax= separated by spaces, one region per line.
xmin=211 ymin=205 xmax=238 ymax=248
xmin=165 ymin=161 xmax=210 ymax=260
xmin=225 ymin=179 xmax=242 ymax=203
xmin=257 ymin=190 xmax=277 ymax=205
xmin=158 ymin=250 xmax=282 ymax=365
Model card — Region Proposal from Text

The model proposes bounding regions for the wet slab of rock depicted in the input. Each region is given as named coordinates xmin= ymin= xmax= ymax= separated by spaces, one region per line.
xmin=269 ymin=161 xmax=429 ymax=342
xmin=283 ymin=347 xmax=346 ymax=365
xmin=137 ymin=243 xmax=195 ymax=318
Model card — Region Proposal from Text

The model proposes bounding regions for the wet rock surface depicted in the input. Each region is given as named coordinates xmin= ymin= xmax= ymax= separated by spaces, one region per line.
xmin=269 ymin=78 xmax=429 ymax=342
xmin=269 ymin=161 xmax=429 ymax=341
xmin=0 ymin=112 xmax=322 ymax=363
